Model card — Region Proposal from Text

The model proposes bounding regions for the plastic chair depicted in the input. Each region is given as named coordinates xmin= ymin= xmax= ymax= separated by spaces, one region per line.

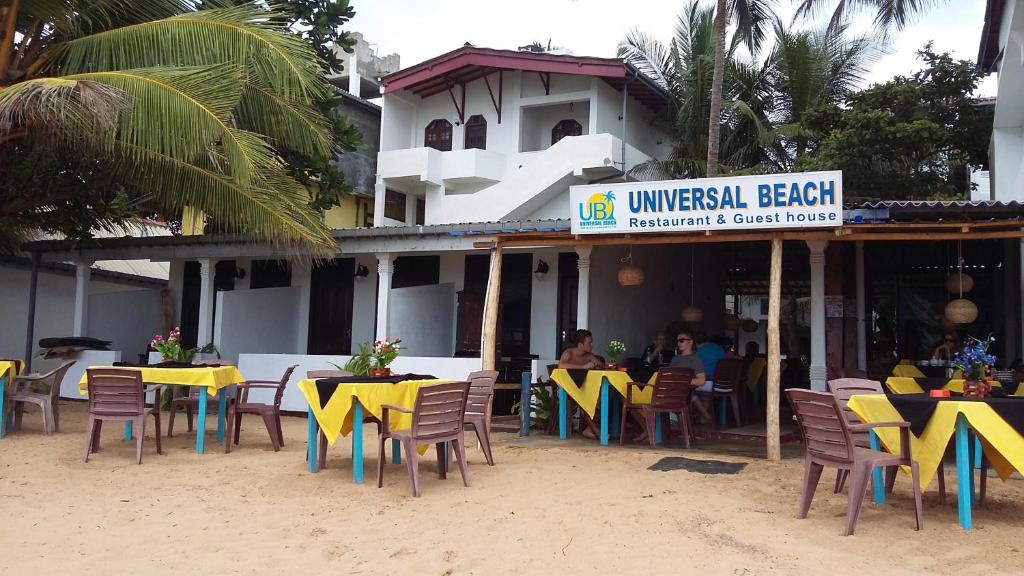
xmin=694 ymin=357 xmax=744 ymax=427
xmin=449 ymin=370 xmax=499 ymax=468
xmin=83 ymin=368 xmax=162 ymax=464
xmin=225 ymin=365 xmax=297 ymax=453
xmin=619 ymin=366 xmax=695 ymax=448
xmin=786 ymin=388 xmax=923 ymax=535
xmin=6 ymin=361 xmax=75 ymax=435
xmin=377 ymin=381 xmax=471 ymax=497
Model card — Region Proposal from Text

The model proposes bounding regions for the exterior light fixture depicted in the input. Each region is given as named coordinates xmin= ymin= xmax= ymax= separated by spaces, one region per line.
xmin=617 ymin=247 xmax=644 ymax=286
xmin=534 ymin=259 xmax=549 ymax=280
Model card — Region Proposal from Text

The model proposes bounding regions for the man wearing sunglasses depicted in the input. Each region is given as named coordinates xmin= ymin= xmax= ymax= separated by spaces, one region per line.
xmin=670 ymin=330 xmax=713 ymax=423
xmin=932 ymin=333 xmax=958 ymax=361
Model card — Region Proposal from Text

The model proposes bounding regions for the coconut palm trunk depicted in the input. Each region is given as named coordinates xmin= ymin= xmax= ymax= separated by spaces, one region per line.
xmin=706 ymin=0 xmax=728 ymax=178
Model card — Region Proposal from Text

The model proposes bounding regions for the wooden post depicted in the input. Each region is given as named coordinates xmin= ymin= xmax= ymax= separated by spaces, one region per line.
xmin=481 ymin=243 xmax=503 ymax=438
xmin=766 ymin=236 xmax=783 ymax=461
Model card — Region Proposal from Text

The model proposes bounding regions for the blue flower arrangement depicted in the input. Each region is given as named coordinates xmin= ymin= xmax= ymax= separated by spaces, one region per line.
xmin=951 ymin=335 xmax=997 ymax=381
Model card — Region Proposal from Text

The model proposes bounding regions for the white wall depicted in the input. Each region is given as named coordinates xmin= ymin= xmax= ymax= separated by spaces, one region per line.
xmin=351 ymin=254 xmax=378 ymax=351
xmin=388 ymin=283 xmax=455 ymax=357
xmin=529 ymin=248 xmax=561 ymax=359
xmin=519 ymin=101 xmax=590 ymax=152
xmin=213 ymin=286 xmax=302 ymax=363
xmin=0 ymin=264 xmax=158 ymax=361
xmin=992 ymin=126 xmax=1024 ymax=201
xmin=56 ymin=350 xmax=121 ymax=399
xmin=88 ymin=289 xmax=162 ymax=362
xmin=380 ymin=91 xmax=418 ymax=151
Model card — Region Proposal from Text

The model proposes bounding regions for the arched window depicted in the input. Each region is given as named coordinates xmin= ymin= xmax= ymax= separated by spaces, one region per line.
xmin=551 ymin=119 xmax=583 ymax=145
xmin=464 ymin=115 xmax=487 ymax=150
xmin=424 ymin=119 xmax=453 ymax=151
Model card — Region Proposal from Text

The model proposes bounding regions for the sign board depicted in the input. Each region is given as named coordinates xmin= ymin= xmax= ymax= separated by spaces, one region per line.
xmin=569 ymin=171 xmax=843 ymax=235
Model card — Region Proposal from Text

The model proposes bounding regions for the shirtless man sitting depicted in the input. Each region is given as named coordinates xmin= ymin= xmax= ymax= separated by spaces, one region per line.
xmin=558 ymin=329 xmax=605 ymax=438
xmin=558 ymin=329 xmax=605 ymax=370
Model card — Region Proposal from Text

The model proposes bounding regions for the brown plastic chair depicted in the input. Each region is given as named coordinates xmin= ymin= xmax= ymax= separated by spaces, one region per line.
xmin=83 ymin=368 xmax=163 ymax=464
xmin=225 ymin=365 xmax=297 ymax=453
xmin=449 ymin=370 xmax=499 ymax=468
xmin=694 ymin=357 xmax=744 ymax=427
xmin=167 ymin=360 xmax=234 ymax=436
xmin=304 ymin=369 xmax=372 ymax=469
xmin=377 ymin=381 xmax=471 ymax=497
xmin=786 ymin=388 xmax=923 ymax=535
xmin=6 ymin=361 xmax=75 ymax=435
xmin=620 ymin=366 xmax=695 ymax=448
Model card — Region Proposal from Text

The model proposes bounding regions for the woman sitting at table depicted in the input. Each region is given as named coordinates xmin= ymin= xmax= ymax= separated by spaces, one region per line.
xmin=670 ymin=331 xmax=713 ymax=424
xmin=932 ymin=334 xmax=958 ymax=361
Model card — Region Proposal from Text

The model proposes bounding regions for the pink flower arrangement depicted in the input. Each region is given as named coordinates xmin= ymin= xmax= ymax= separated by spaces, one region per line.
xmin=151 ymin=327 xmax=186 ymax=361
xmin=371 ymin=338 xmax=402 ymax=368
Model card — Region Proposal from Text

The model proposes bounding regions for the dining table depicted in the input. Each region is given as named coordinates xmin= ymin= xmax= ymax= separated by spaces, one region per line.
xmin=0 ymin=359 xmax=25 ymax=438
xmin=77 ymin=364 xmax=244 ymax=454
xmin=884 ymin=376 xmax=1020 ymax=396
xmin=297 ymin=375 xmax=447 ymax=483
xmin=847 ymin=393 xmax=1024 ymax=531
xmin=549 ymin=368 xmax=661 ymax=445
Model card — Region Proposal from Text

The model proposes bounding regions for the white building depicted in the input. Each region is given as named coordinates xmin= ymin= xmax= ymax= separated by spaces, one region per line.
xmin=980 ymin=0 xmax=1024 ymax=199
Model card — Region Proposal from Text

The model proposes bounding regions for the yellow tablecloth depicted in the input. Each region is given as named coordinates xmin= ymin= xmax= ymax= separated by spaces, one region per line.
xmin=77 ymin=365 xmax=244 ymax=396
xmin=892 ymin=364 xmax=926 ymax=378
xmin=0 ymin=360 xmax=24 ymax=381
xmin=550 ymin=369 xmax=657 ymax=418
xmin=847 ymin=394 xmax=1024 ymax=491
xmin=297 ymin=378 xmax=449 ymax=447
xmin=883 ymin=377 xmax=1010 ymax=395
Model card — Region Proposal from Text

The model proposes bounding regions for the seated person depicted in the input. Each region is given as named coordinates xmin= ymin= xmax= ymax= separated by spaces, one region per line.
xmin=558 ymin=329 xmax=606 ymax=370
xmin=695 ymin=332 xmax=726 ymax=388
xmin=641 ymin=333 xmax=674 ymax=368
xmin=558 ymin=329 xmax=605 ymax=439
xmin=932 ymin=334 xmax=957 ymax=361
xmin=670 ymin=331 xmax=713 ymax=423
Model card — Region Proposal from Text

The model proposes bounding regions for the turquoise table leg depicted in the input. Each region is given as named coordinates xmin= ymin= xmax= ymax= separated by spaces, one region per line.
xmin=654 ymin=413 xmax=663 ymax=445
xmin=869 ymin=431 xmax=885 ymax=505
xmin=0 ymin=375 xmax=6 ymax=438
xmin=123 ymin=421 xmax=132 ymax=442
xmin=216 ymin=388 xmax=227 ymax=443
xmin=306 ymin=406 xmax=318 ymax=473
xmin=599 ymin=378 xmax=609 ymax=446
xmin=392 ymin=439 xmax=401 ymax=464
xmin=196 ymin=390 xmax=208 ymax=454
xmin=352 ymin=401 xmax=364 ymax=484
xmin=559 ymin=387 xmax=567 ymax=439
xmin=973 ymin=436 xmax=982 ymax=470
xmin=609 ymin=394 xmax=620 ymax=440
xmin=954 ymin=413 xmax=972 ymax=531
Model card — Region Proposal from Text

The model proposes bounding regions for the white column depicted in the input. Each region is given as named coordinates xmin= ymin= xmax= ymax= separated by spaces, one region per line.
xmin=855 ymin=241 xmax=867 ymax=371
xmin=405 ymin=192 xmax=417 ymax=225
xmin=196 ymin=259 xmax=216 ymax=346
xmin=293 ymin=262 xmax=312 ymax=354
xmin=373 ymin=177 xmax=386 ymax=227
xmin=807 ymin=241 xmax=828 ymax=391
xmin=348 ymin=53 xmax=361 ymax=98
xmin=576 ymin=245 xmax=592 ymax=329
xmin=72 ymin=261 xmax=93 ymax=337
xmin=375 ymin=253 xmax=395 ymax=340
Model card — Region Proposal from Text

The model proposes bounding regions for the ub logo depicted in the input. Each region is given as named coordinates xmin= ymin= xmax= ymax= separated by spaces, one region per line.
xmin=578 ymin=192 xmax=616 ymax=228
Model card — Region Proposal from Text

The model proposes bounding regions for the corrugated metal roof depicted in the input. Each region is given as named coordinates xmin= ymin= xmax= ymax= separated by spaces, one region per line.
xmin=845 ymin=200 xmax=1024 ymax=224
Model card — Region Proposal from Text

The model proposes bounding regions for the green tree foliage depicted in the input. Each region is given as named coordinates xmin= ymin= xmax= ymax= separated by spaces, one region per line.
xmin=0 ymin=0 xmax=337 ymax=252
xmin=796 ymin=46 xmax=993 ymax=202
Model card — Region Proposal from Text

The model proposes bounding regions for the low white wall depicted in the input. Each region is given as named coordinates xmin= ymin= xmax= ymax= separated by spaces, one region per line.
xmin=88 ymin=290 xmax=162 ymax=362
xmin=214 ymin=287 xmax=301 ymax=363
xmin=238 ymin=353 xmax=488 ymax=412
xmin=56 ymin=350 xmax=122 ymax=399
xmin=388 ymin=283 xmax=454 ymax=357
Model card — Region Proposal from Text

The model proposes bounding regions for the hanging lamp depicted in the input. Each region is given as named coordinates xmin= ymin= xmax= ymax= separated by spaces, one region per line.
xmin=945 ymin=239 xmax=978 ymax=325
xmin=617 ymin=246 xmax=644 ymax=286
xmin=682 ymin=245 xmax=703 ymax=323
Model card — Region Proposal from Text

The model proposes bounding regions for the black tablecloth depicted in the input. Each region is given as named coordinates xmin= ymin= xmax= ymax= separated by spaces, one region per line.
xmin=887 ymin=394 xmax=1024 ymax=437
xmin=913 ymin=377 xmax=952 ymax=392
xmin=314 ymin=374 xmax=436 ymax=409
xmin=113 ymin=361 xmax=198 ymax=369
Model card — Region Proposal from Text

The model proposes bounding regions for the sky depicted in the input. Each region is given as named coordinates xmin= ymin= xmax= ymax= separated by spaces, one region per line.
xmin=350 ymin=0 xmax=995 ymax=97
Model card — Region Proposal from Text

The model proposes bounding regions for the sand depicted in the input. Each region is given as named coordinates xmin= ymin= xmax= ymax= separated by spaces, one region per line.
xmin=1 ymin=401 xmax=1022 ymax=575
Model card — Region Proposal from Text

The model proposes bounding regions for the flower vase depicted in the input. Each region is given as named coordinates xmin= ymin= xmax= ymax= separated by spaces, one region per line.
xmin=369 ymin=367 xmax=392 ymax=378
xmin=963 ymin=379 xmax=991 ymax=398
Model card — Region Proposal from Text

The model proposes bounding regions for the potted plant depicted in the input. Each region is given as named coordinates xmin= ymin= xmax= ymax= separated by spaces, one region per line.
xmin=150 ymin=327 xmax=197 ymax=363
xmin=369 ymin=338 xmax=401 ymax=377
xmin=952 ymin=335 xmax=996 ymax=398
xmin=333 ymin=343 xmax=373 ymax=377
xmin=606 ymin=340 xmax=626 ymax=370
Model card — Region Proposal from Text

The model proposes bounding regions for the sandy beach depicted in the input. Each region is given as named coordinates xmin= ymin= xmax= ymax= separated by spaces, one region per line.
xmin=1 ymin=401 xmax=1022 ymax=575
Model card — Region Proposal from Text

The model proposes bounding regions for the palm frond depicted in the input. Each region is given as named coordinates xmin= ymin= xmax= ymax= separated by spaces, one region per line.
xmin=729 ymin=0 xmax=774 ymax=56
xmin=236 ymin=83 xmax=332 ymax=158
xmin=0 ymin=77 xmax=126 ymax=147
xmin=115 ymin=143 xmax=334 ymax=252
xmin=54 ymin=3 xmax=327 ymax=102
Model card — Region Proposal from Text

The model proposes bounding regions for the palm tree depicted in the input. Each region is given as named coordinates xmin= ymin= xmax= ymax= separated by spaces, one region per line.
xmin=707 ymin=0 xmax=774 ymax=177
xmin=0 ymin=0 xmax=335 ymax=252
xmin=794 ymin=0 xmax=940 ymax=34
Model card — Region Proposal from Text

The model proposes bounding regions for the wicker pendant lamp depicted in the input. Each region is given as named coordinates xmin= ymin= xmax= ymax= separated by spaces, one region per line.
xmin=682 ymin=245 xmax=702 ymax=322
xmin=617 ymin=246 xmax=644 ymax=286
xmin=945 ymin=240 xmax=978 ymax=325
